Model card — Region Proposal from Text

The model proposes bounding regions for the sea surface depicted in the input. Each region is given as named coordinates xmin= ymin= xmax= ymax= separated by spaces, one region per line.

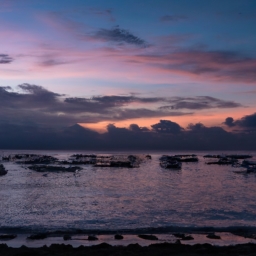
xmin=0 ymin=150 xmax=256 ymax=233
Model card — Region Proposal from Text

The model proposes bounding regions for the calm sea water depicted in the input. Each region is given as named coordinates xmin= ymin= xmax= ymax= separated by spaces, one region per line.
xmin=0 ymin=150 xmax=256 ymax=232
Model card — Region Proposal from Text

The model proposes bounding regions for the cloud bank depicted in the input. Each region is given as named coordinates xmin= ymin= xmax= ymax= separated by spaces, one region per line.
xmin=0 ymin=84 xmax=243 ymax=128
xmin=1 ymin=118 xmax=256 ymax=150
xmin=0 ymin=83 xmax=253 ymax=150
xmin=224 ymin=113 xmax=256 ymax=130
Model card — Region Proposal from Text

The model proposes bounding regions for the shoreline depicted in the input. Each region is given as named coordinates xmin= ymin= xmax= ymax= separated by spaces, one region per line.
xmin=1 ymin=230 xmax=256 ymax=249
xmin=1 ymin=242 xmax=256 ymax=256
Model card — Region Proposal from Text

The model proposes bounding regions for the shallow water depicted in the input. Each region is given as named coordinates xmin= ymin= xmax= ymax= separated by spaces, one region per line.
xmin=0 ymin=150 xmax=256 ymax=232
xmin=3 ymin=233 xmax=256 ymax=248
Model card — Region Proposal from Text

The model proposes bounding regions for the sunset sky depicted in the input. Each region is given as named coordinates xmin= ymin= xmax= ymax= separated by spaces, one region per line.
xmin=1 ymin=0 xmax=256 ymax=135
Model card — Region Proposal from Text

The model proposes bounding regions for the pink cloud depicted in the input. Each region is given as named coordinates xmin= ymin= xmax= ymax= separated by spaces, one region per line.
xmin=129 ymin=50 xmax=256 ymax=84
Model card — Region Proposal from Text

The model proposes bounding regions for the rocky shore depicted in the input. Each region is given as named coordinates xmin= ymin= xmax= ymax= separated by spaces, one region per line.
xmin=1 ymin=242 xmax=256 ymax=256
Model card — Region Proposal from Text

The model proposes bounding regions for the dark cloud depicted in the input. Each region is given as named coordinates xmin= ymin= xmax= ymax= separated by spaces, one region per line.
xmin=2 ymin=120 xmax=256 ymax=150
xmin=111 ymin=108 xmax=188 ymax=120
xmin=93 ymin=26 xmax=148 ymax=47
xmin=0 ymin=54 xmax=13 ymax=64
xmin=160 ymin=15 xmax=187 ymax=22
xmin=187 ymin=122 xmax=229 ymax=139
xmin=160 ymin=96 xmax=242 ymax=110
xmin=236 ymin=113 xmax=256 ymax=128
xmin=1 ymin=84 xmax=245 ymax=128
xmin=92 ymin=95 xmax=163 ymax=104
xmin=64 ymin=95 xmax=167 ymax=115
xmin=0 ymin=83 xmax=247 ymax=143
xmin=129 ymin=124 xmax=149 ymax=132
xmin=227 ymin=113 xmax=256 ymax=130
xmin=1 ymin=113 xmax=256 ymax=150
xmin=0 ymin=84 xmax=191 ymax=127
xmin=223 ymin=117 xmax=235 ymax=127
xmin=187 ymin=122 xmax=205 ymax=131
xmin=223 ymin=113 xmax=256 ymax=130
xmin=18 ymin=83 xmax=61 ymax=97
xmin=151 ymin=120 xmax=183 ymax=134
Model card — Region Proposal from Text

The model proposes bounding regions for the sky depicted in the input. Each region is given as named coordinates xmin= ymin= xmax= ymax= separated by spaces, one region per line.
xmin=1 ymin=0 xmax=256 ymax=149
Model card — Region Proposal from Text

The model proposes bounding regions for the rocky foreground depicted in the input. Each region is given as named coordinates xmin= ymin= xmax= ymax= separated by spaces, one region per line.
xmin=1 ymin=243 xmax=256 ymax=256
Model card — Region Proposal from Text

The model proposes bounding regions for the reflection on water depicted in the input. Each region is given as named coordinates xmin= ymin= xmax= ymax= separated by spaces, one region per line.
xmin=0 ymin=150 xmax=256 ymax=231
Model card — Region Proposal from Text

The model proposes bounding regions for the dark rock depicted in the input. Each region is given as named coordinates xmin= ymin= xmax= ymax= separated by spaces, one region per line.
xmin=175 ymin=239 xmax=181 ymax=244
xmin=93 ymin=243 xmax=112 ymax=248
xmin=149 ymin=242 xmax=174 ymax=248
xmin=173 ymin=233 xmax=194 ymax=240
xmin=173 ymin=233 xmax=186 ymax=239
xmin=49 ymin=244 xmax=73 ymax=250
xmin=127 ymin=243 xmax=142 ymax=249
xmin=138 ymin=234 xmax=158 ymax=240
xmin=114 ymin=234 xmax=124 ymax=240
xmin=0 ymin=234 xmax=17 ymax=240
xmin=181 ymin=235 xmax=194 ymax=240
xmin=28 ymin=165 xmax=81 ymax=173
xmin=88 ymin=235 xmax=98 ymax=241
xmin=207 ymin=233 xmax=221 ymax=239
xmin=27 ymin=233 xmax=47 ymax=240
xmin=0 ymin=243 xmax=8 ymax=248
xmin=63 ymin=235 xmax=72 ymax=241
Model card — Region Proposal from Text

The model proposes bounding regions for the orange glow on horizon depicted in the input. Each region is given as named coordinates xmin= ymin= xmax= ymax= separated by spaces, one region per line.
xmin=79 ymin=108 xmax=254 ymax=133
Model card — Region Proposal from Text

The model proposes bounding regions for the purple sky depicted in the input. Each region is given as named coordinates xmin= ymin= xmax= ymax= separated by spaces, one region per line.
xmin=1 ymin=0 xmax=256 ymax=147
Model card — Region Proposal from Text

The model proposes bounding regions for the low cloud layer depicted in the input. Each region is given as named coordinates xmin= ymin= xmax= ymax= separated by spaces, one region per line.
xmin=1 ymin=118 xmax=256 ymax=150
xmin=0 ymin=83 xmax=253 ymax=150
xmin=0 ymin=83 xmax=243 ymax=128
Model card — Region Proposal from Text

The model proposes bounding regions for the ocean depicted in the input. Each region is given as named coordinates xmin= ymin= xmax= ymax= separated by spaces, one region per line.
xmin=1 ymin=150 xmax=256 ymax=234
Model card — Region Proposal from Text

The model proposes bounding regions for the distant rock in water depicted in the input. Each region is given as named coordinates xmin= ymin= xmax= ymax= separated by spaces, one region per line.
xmin=114 ymin=234 xmax=124 ymax=240
xmin=27 ymin=233 xmax=47 ymax=240
xmin=173 ymin=233 xmax=194 ymax=240
xmin=206 ymin=233 xmax=221 ymax=239
xmin=0 ymin=164 xmax=7 ymax=176
xmin=63 ymin=235 xmax=72 ymax=241
xmin=28 ymin=165 xmax=82 ymax=172
xmin=0 ymin=234 xmax=17 ymax=240
xmin=15 ymin=154 xmax=58 ymax=164
xmin=88 ymin=235 xmax=98 ymax=241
